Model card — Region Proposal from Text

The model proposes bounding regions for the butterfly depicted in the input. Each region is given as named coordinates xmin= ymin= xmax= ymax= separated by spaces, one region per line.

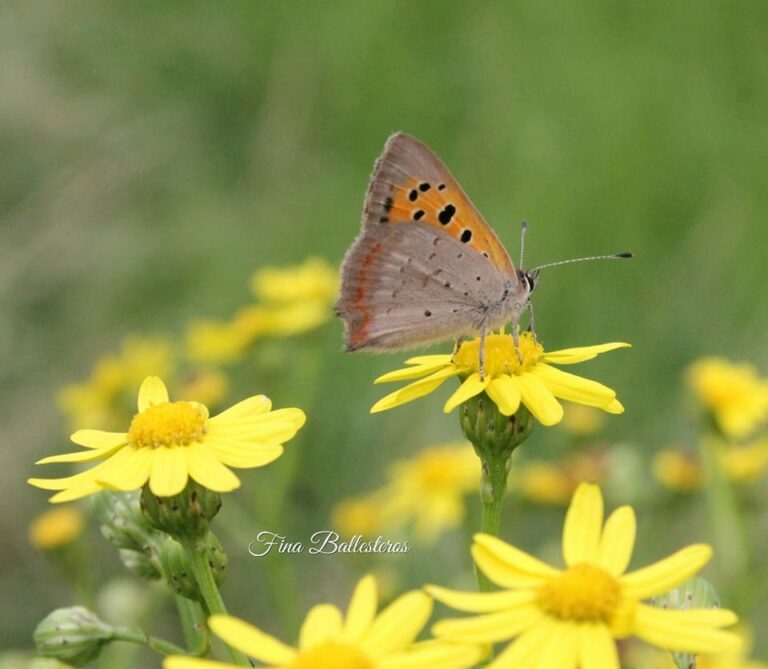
xmin=336 ymin=132 xmax=630 ymax=376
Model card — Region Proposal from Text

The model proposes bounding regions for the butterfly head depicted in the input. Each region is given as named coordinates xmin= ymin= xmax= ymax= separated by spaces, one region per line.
xmin=518 ymin=268 xmax=539 ymax=296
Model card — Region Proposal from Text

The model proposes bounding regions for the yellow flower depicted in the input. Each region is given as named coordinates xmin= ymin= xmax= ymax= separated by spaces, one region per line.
xmin=427 ymin=483 xmax=739 ymax=668
xmin=186 ymin=258 xmax=338 ymax=365
xmin=332 ymin=443 xmax=479 ymax=543
xmin=561 ymin=404 xmax=606 ymax=437
xmin=625 ymin=627 xmax=768 ymax=669
xmin=372 ymin=333 xmax=629 ymax=426
xmin=332 ymin=494 xmax=385 ymax=537
xmin=652 ymin=449 xmax=705 ymax=492
xmin=653 ymin=441 xmax=768 ymax=492
xmin=381 ymin=443 xmax=479 ymax=542
xmin=29 ymin=376 xmax=305 ymax=503
xmin=515 ymin=452 xmax=607 ymax=505
xmin=29 ymin=506 xmax=84 ymax=550
xmin=687 ymin=358 xmax=768 ymax=439
xmin=58 ymin=336 xmax=175 ymax=430
xmin=250 ymin=256 xmax=339 ymax=305
xmin=176 ymin=369 xmax=230 ymax=409
xmin=164 ymin=575 xmax=482 ymax=669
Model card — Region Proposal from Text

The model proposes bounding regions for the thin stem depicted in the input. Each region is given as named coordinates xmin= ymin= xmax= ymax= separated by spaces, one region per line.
xmin=185 ymin=542 xmax=252 ymax=666
xmin=699 ymin=434 xmax=748 ymax=596
xmin=112 ymin=628 xmax=187 ymax=656
xmin=476 ymin=453 xmax=509 ymax=592
xmin=174 ymin=594 xmax=209 ymax=656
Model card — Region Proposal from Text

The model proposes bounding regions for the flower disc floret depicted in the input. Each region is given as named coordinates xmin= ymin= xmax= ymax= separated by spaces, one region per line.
xmin=538 ymin=563 xmax=621 ymax=623
xmin=128 ymin=402 xmax=207 ymax=449
xmin=453 ymin=333 xmax=542 ymax=377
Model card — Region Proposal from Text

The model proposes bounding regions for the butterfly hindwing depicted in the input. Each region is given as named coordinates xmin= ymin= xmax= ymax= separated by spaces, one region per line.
xmin=337 ymin=222 xmax=510 ymax=350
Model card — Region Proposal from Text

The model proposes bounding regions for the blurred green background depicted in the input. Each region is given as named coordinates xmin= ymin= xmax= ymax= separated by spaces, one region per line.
xmin=2 ymin=0 xmax=768 ymax=665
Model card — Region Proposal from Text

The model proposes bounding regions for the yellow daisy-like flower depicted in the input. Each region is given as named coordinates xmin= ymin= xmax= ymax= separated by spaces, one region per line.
xmin=427 ymin=483 xmax=739 ymax=669
xmin=58 ymin=335 xmax=175 ymax=430
xmin=164 ymin=575 xmax=482 ymax=669
xmin=514 ymin=451 xmax=607 ymax=506
xmin=380 ymin=443 xmax=479 ymax=542
xmin=29 ymin=376 xmax=306 ymax=503
xmin=28 ymin=506 xmax=85 ymax=550
xmin=333 ymin=443 xmax=480 ymax=543
xmin=687 ymin=357 xmax=768 ymax=439
xmin=371 ymin=333 xmax=629 ymax=426
xmin=250 ymin=256 xmax=339 ymax=305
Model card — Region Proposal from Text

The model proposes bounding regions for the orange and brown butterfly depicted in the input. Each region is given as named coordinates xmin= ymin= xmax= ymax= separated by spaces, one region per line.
xmin=336 ymin=132 xmax=533 ymax=357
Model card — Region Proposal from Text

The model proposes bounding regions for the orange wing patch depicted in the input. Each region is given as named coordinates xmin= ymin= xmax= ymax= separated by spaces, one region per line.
xmin=365 ymin=133 xmax=516 ymax=279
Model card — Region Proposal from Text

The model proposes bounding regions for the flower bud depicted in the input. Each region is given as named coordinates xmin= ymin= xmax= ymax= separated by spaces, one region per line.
xmin=33 ymin=607 xmax=113 ymax=667
xmin=460 ymin=394 xmax=534 ymax=460
xmin=140 ymin=481 xmax=221 ymax=541
xmin=91 ymin=491 xmax=163 ymax=579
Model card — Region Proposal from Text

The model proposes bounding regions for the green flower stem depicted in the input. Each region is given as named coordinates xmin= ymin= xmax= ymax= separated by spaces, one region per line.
xmin=477 ymin=452 xmax=510 ymax=591
xmin=111 ymin=628 xmax=187 ymax=656
xmin=699 ymin=435 xmax=748 ymax=595
xmin=174 ymin=594 xmax=209 ymax=656
xmin=184 ymin=542 xmax=251 ymax=666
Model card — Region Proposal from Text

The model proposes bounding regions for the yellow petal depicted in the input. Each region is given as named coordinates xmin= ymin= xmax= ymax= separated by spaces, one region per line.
xmin=96 ymin=446 xmax=154 ymax=491
xmin=533 ymin=364 xmax=616 ymax=407
xmin=343 ymin=575 xmax=378 ymax=641
xmin=379 ymin=640 xmax=484 ymax=669
xmin=208 ymin=408 xmax=305 ymax=443
xmin=485 ymin=618 xmax=553 ymax=668
xmin=472 ymin=534 xmax=558 ymax=588
xmin=579 ymin=623 xmax=619 ymax=669
xmin=209 ymin=395 xmax=272 ymax=422
xmin=204 ymin=439 xmax=284 ymax=469
xmin=443 ymin=373 xmax=489 ymax=413
xmin=36 ymin=442 xmax=125 ymax=465
xmin=375 ymin=358 xmax=452 ymax=383
xmin=432 ymin=607 xmax=542 ymax=644
xmin=138 ymin=376 xmax=170 ymax=412
xmin=185 ymin=443 xmax=241 ymax=492
xmin=597 ymin=506 xmax=636 ymax=576
xmin=208 ymin=615 xmax=296 ymax=664
xmin=371 ymin=368 xmax=458 ymax=413
xmin=515 ymin=373 xmax=563 ymax=425
xmin=542 ymin=343 xmax=631 ymax=365
xmin=48 ymin=482 xmax=103 ymax=503
xmin=621 ymin=544 xmax=712 ymax=599
xmin=425 ymin=585 xmax=536 ymax=613
xmin=633 ymin=604 xmax=741 ymax=654
xmin=70 ymin=430 xmax=129 ymax=449
xmin=148 ymin=447 xmax=189 ymax=497
xmin=361 ymin=591 xmax=432 ymax=656
xmin=298 ymin=604 xmax=344 ymax=649
xmin=602 ymin=399 xmax=625 ymax=414
xmin=562 ymin=483 xmax=604 ymax=567
xmin=485 ymin=375 xmax=521 ymax=416
xmin=536 ymin=621 xmax=579 ymax=669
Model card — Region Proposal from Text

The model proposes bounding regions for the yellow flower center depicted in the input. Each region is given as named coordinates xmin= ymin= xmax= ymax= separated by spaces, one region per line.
xmin=128 ymin=401 xmax=207 ymax=449
xmin=291 ymin=640 xmax=373 ymax=669
xmin=452 ymin=332 xmax=543 ymax=377
xmin=537 ymin=563 xmax=621 ymax=623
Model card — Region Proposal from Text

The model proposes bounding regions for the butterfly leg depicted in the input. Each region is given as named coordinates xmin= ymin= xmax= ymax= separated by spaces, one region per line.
xmin=479 ymin=327 xmax=487 ymax=381
xmin=511 ymin=315 xmax=524 ymax=364
xmin=526 ymin=300 xmax=538 ymax=344
xmin=453 ymin=335 xmax=470 ymax=358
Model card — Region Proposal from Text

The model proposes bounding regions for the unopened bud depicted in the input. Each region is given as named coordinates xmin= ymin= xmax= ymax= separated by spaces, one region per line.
xmin=33 ymin=607 xmax=113 ymax=667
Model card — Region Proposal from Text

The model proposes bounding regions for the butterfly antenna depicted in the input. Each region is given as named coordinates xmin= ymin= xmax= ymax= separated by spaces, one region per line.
xmin=519 ymin=220 xmax=529 ymax=268
xmin=530 ymin=252 xmax=633 ymax=273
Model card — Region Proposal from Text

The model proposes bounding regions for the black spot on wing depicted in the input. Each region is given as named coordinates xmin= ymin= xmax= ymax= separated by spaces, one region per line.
xmin=438 ymin=204 xmax=456 ymax=225
xmin=460 ymin=229 xmax=472 ymax=243
xmin=419 ymin=182 xmax=431 ymax=192
xmin=413 ymin=210 xmax=425 ymax=221
xmin=409 ymin=189 xmax=418 ymax=202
